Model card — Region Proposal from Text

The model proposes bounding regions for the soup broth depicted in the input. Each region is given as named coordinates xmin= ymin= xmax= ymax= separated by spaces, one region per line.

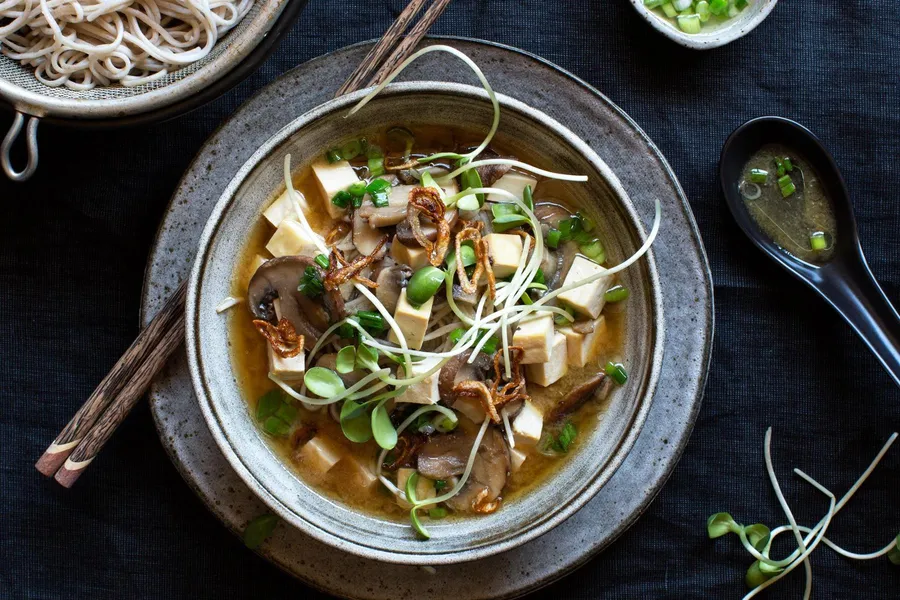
xmin=227 ymin=124 xmax=628 ymax=527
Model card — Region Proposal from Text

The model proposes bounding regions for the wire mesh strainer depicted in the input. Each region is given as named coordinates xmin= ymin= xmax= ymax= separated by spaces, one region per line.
xmin=0 ymin=0 xmax=295 ymax=181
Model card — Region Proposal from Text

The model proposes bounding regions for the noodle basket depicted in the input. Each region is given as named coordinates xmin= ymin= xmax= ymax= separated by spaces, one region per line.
xmin=0 ymin=0 xmax=300 ymax=182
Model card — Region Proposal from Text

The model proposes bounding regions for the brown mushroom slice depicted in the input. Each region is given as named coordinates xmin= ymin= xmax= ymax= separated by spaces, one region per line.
xmin=549 ymin=240 xmax=580 ymax=290
xmin=374 ymin=261 xmax=412 ymax=314
xmin=396 ymin=209 xmax=459 ymax=247
xmin=474 ymin=149 xmax=512 ymax=187
xmin=451 ymin=283 xmax=478 ymax=306
xmin=444 ymin=427 xmax=509 ymax=513
xmin=438 ymin=351 xmax=494 ymax=403
xmin=533 ymin=201 xmax=572 ymax=228
xmin=352 ymin=210 xmax=387 ymax=257
xmin=417 ymin=430 xmax=471 ymax=480
xmin=546 ymin=373 xmax=611 ymax=422
xmin=247 ymin=256 xmax=345 ymax=347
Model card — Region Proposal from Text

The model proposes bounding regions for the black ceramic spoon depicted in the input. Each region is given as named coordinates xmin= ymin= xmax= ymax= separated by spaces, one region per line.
xmin=720 ymin=116 xmax=900 ymax=388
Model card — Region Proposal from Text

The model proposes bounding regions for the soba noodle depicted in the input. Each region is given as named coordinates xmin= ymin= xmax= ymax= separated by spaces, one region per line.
xmin=0 ymin=0 xmax=254 ymax=90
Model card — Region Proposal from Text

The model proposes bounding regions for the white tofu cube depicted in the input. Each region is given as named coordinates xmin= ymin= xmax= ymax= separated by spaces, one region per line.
xmin=396 ymin=357 xmax=442 ymax=405
xmin=512 ymin=399 xmax=543 ymax=446
xmin=557 ymin=255 xmax=612 ymax=319
xmin=512 ymin=313 xmax=555 ymax=364
xmin=263 ymin=190 xmax=304 ymax=227
xmin=487 ymin=172 xmax=538 ymax=203
xmin=525 ymin=332 xmax=568 ymax=387
xmin=343 ymin=454 xmax=378 ymax=489
xmin=390 ymin=235 xmax=430 ymax=270
xmin=267 ymin=345 xmax=306 ymax=384
xmin=396 ymin=468 xmax=436 ymax=508
xmin=510 ymin=447 xmax=527 ymax=474
xmin=453 ymin=395 xmax=486 ymax=423
xmin=559 ymin=316 xmax=607 ymax=368
xmin=265 ymin=219 xmax=324 ymax=258
xmin=297 ymin=436 xmax=341 ymax=473
xmin=311 ymin=159 xmax=359 ymax=219
xmin=483 ymin=233 xmax=524 ymax=279
xmin=388 ymin=289 xmax=433 ymax=350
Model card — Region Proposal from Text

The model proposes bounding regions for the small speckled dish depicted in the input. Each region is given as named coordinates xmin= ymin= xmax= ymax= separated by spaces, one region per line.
xmin=186 ymin=82 xmax=664 ymax=565
xmin=630 ymin=0 xmax=778 ymax=49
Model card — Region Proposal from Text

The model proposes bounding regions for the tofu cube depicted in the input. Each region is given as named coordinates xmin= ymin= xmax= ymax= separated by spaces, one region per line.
xmin=388 ymin=289 xmax=433 ymax=350
xmin=263 ymin=190 xmax=302 ymax=227
xmin=512 ymin=314 xmax=555 ymax=364
xmin=510 ymin=447 xmax=527 ymax=474
xmin=525 ymin=332 xmax=568 ymax=387
xmin=453 ymin=395 xmax=486 ymax=423
xmin=483 ymin=233 xmax=524 ymax=279
xmin=559 ymin=316 xmax=607 ymax=368
xmin=396 ymin=468 xmax=436 ymax=508
xmin=487 ymin=172 xmax=538 ymax=203
xmin=557 ymin=255 xmax=613 ymax=319
xmin=267 ymin=345 xmax=306 ymax=384
xmin=390 ymin=235 xmax=430 ymax=270
xmin=265 ymin=219 xmax=323 ymax=258
xmin=396 ymin=357 xmax=442 ymax=405
xmin=296 ymin=436 xmax=341 ymax=473
xmin=512 ymin=399 xmax=543 ymax=446
xmin=343 ymin=454 xmax=378 ymax=489
xmin=311 ymin=159 xmax=359 ymax=219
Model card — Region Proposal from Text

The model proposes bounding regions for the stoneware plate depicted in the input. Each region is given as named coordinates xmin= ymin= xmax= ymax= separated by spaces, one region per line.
xmin=142 ymin=37 xmax=713 ymax=599
xmin=187 ymin=83 xmax=664 ymax=564
xmin=629 ymin=0 xmax=778 ymax=49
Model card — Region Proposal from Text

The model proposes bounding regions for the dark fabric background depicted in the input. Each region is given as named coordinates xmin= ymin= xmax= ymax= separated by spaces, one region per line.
xmin=2 ymin=1 xmax=899 ymax=598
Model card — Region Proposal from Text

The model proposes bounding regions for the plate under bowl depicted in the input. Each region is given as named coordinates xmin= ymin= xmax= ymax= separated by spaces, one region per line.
xmin=186 ymin=82 xmax=664 ymax=565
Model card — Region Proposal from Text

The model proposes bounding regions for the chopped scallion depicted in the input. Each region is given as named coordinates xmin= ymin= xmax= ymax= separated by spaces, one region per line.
xmin=331 ymin=190 xmax=351 ymax=209
xmin=314 ymin=254 xmax=329 ymax=269
xmin=340 ymin=140 xmax=362 ymax=160
xmin=604 ymin=285 xmax=630 ymax=303
xmin=661 ymin=2 xmax=678 ymax=17
xmin=368 ymin=156 xmax=385 ymax=177
xmin=357 ymin=310 xmax=386 ymax=334
xmin=546 ymin=228 xmax=562 ymax=249
xmin=348 ymin=180 xmax=367 ymax=197
xmin=298 ymin=266 xmax=324 ymax=297
xmin=325 ymin=149 xmax=342 ymax=164
xmin=750 ymin=169 xmax=768 ymax=184
xmin=605 ymin=361 xmax=628 ymax=385
xmin=809 ymin=231 xmax=827 ymax=251
xmin=676 ymin=14 xmax=701 ymax=34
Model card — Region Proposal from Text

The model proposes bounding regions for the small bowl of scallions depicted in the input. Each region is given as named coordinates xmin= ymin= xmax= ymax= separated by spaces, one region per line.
xmin=630 ymin=0 xmax=778 ymax=49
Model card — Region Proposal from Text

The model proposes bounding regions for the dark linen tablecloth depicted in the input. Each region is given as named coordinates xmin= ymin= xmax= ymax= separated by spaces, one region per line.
xmin=2 ymin=1 xmax=899 ymax=598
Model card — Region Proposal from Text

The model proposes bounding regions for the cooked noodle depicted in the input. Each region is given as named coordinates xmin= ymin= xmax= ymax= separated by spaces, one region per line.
xmin=0 ymin=0 xmax=254 ymax=90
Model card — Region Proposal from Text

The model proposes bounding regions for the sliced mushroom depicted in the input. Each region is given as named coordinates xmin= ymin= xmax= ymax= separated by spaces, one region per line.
xmin=444 ymin=427 xmax=509 ymax=513
xmin=247 ymin=256 xmax=345 ymax=347
xmin=549 ymin=240 xmax=579 ymax=290
xmin=546 ymin=373 xmax=611 ymax=422
xmin=438 ymin=351 xmax=494 ymax=403
xmin=533 ymin=201 xmax=571 ymax=228
xmin=451 ymin=283 xmax=478 ymax=306
xmin=374 ymin=261 xmax=412 ymax=314
xmin=571 ymin=318 xmax=596 ymax=335
xmin=352 ymin=210 xmax=387 ymax=257
xmin=474 ymin=149 xmax=512 ymax=188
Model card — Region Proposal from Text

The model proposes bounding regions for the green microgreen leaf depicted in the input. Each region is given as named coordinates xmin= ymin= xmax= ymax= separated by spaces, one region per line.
xmin=491 ymin=202 xmax=520 ymax=218
xmin=356 ymin=343 xmax=380 ymax=372
xmin=298 ymin=266 xmax=324 ymax=297
xmin=456 ymin=194 xmax=480 ymax=211
xmin=888 ymin=534 xmax=900 ymax=565
xmin=243 ymin=513 xmax=279 ymax=550
xmin=492 ymin=214 xmax=531 ymax=232
xmin=262 ymin=416 xmax=291 ymax=436
xmin=744 ymin=524 xmax=771 ymax=552
xmin=745 ymin=561 xmax=781 ymax=589
xmin=410 ymin=507 xmax=430 ymax=540
xmin=304 ymin=367 xmax=346 ymax=398
xmin=707 ymin=512 xmax=739 ymax=538
xmin=336 ymin=346 xmax=357 ymax=374
xmin=371 ymin=400 xmax=398 ymax=449
xmin=340 ymin=399 xmax=373 ymax=443
xmin=553 ymin=421 xmax=578 ymax=453
xmin=523 ymin=185 xmax=534 ymax=211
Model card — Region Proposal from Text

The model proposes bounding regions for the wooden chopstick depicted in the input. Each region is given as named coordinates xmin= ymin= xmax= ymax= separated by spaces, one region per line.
xmin=367 ymin=0 xmax=452 ymax=88
xmin=334 ymin=0 xmax=429 ymax=98
xmin=36 ymin=0 xmax=452 ymax=487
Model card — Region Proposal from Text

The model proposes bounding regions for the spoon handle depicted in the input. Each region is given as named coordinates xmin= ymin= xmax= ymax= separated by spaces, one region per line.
xmin=822 ymin=257 xmax=900 ymax=388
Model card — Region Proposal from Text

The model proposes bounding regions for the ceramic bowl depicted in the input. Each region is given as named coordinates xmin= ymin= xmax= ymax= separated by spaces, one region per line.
xmin=186 ymin=82 xmax=665 ymax=565
xmin=630 ymin=0 xmax=778 ymax=49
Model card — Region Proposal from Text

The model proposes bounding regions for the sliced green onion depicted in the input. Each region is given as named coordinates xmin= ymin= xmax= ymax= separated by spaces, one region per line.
xmin=777 ymin=174 xmax=792 ymax=187
xmin=696 ymin=0 xmax=710 ymax=21
xmin=810 ymin=231 xmax=827 ymax=251
xmin=546 ymin=228 xmax=562 ymax=249
xmin=348 ymin=180 xmax=367 ymax=197
xmin=533 ymin=268 xmax=545 ymax=285
xmin=580 ymin=238 xmax=606 ymax=263
xmin=366 ymin=178 xmax=392 ymax=193
xmin=325 ymin=149 xmax=342 ymax=164
xmin=643 ymin=0 xmax=667 ymax=7
xmin=604 ymin=285 xmax=630 ymax=303
xmin=519 ymin=292 xmax=533 ymax=305
xmin=676 ymin=14 xmax=701 ymax=34
xmin=605 ymin=361 xmax=628 ymax=385
xmin=434 ymin=414 xmax=458 ymax=433
xmin=407 ymin=266 xmax=446 ymax=306
xmin=780 ymin=180 xmax=796 ymax=198
xmin=888 ymin=534 xmax=900 ymax=565
xmin=314 ymin=254 xmax=329 ymax=269
xmin=552 ymin=421 xmax=577 ymax=453
xmin=357 ymin=310 xmax=386 ymax=334
xmin=449 ymin=327 xmax=498 ymax=355
xmin=298 ymin=266 xmax=324 ymax=297
xmin=783 ymin=156 xmax=794 ymax=172
xmin=434 ymin=479 xmax=448 ymax=492
xmin=709 ymin=0 xmax=728 ymax=14
xmin=340 ymin=140 xmax=363 ymax=160
xmin=661 ymin=2 xmax=678 ymax=17
xmin=553 ymin=305 xmax=575 ymax=325
xmin=492 ymin=214 xmax=531 ymax=232
xmin=750 ymin=168 xmax=768 ymax=184
xmin=368 ymin=156 xmax=385 ymax=177
xmin=255 ymin=389 xmax=283 ymax=421
xmin=523 ymin=185 xmax=534 ymax=211
xmin=336 ymin=346 xmax=357 ymax=374
xmin=331 ymin=190 xmax=351 ymax=208
xmin=735 ymin=0 xmax=748 ymax=8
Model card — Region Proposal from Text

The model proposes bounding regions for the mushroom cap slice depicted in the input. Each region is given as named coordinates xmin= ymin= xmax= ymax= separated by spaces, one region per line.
xmin=247 ymin=256 xmax=345 ymax=347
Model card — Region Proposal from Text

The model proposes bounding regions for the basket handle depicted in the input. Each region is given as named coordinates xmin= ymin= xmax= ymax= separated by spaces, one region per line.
xmin=2 ymin=112 xmax=39 ymax=182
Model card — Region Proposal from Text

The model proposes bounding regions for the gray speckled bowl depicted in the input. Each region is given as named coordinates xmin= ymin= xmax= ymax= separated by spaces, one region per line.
xmin=630 ymin=0 xmax=778 ymax=49
xmin=186 ymin=82 xmax=664 ymax=565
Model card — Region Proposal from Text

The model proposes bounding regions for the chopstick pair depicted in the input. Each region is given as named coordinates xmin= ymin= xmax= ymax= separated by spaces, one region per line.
xmin=35 ymin=0 xmax=452 ymax=487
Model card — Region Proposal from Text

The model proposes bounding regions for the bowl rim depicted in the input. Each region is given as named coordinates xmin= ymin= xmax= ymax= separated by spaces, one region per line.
xmin=628 ymin=0 xmax=778 ymax=49
xmin=186 ymin=81 xmax=666 ymax=564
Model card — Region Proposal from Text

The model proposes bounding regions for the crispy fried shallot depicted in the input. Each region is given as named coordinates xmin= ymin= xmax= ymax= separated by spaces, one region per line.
xmin=471 ymin=487 xmax=502 ymax=514
xmin=453 ymin=380 xmax=500 ymax=424
xmin=324 ymin=236 xmax=389 ymax=291
xmin=454 ymin=226 xmax=496 ymax=299
xmin=382 ymin=431 xmax=427 ymax=471
xmin=407 ymin=187 xmax=450 ymax=266
xmin=490 ymin=346 xmax=529 ymax=406
xmin=325 ymin=221 xmax=351 ymax=246
xmin=253 ymin=317 xmax=305 ymax=357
